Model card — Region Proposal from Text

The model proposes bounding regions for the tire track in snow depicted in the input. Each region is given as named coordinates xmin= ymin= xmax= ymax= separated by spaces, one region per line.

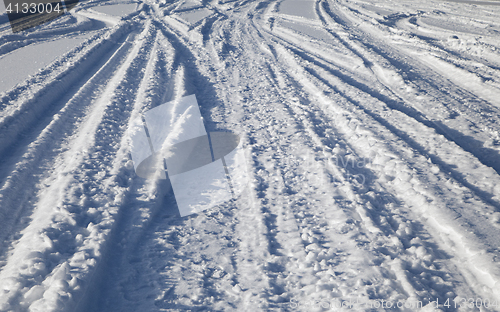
xmin=74 ymin=29 xmax=186 ymax=312
xmin=264 ymin=56 xmax=480 ymax=309
xmin=267 ymin=1 xmax=500 ymax=214
xmin=84 ymin=37 xmax=236 ymax=311
xmin=270 ymin=33 xmax=500 ymax=211
xmin=205 ymin=14 xmax=447 ymax=309
xmin=0 ymin=24 xmax=131 ymax=166
xmin=205 ymin=18 xmax=312 ymax=309
xmin=85 ymin=10 xmax=259 ymax=310
xmin=141 ymin=10 xmax=320 ymax=309
xmin=319 ymin=0 xmax=500 ymax=178
xmin=374 ymin=3 xmax=500 ymax=74
xmin=257 ymin=45 xmax=469 ymax=309
xmin=111 ymin=0 xmax=500 ymax=309
xmin=252 ymin=3 xmax=498 ymax=302
xmin=0 ymin=23 xmax=137 ymax=266
xmin=0 ymin=20 xmax=156 ymax=312
xmin=265 ymin=31 xmax=500 ymax=302
xmin=157 ymin=13 xmax=277 ymax=311
xmin=151 ymin=0 xmax=493 ymax=307
xmin=2 ymin=0 xmax=499 ymax=310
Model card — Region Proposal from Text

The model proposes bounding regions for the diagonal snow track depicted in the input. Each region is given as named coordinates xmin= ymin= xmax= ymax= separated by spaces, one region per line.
xmin=1 ymin=0 xmax=500 ymax=311
xmin=255 ymin=0 xmax=500 ymax=301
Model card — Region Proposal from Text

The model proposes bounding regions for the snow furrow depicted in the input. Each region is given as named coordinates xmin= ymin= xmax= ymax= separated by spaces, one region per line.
xmin=268 ymin=33 xmax=500 ymax=209
xmin=2 ymin=0 xmax=500 ymax=310
xmin=0 ymin=24 xmax=137 ymax=264
xmin=201 ymin=16 xmax=448 ymax=309
xmin=270 ymin=38 xmax=500 ymax=302
xmin=251 ymin=40 xmax=476 ymax=309
xmin=0 ymin=20 xmax=155 ymax=312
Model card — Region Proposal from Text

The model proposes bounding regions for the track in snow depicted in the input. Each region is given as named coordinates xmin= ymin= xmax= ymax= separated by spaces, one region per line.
xmin=1 ymin=0 xmax=500 ymax=311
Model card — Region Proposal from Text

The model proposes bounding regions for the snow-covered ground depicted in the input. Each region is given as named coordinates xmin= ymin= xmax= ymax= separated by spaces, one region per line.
xmin=1 ymin=0 xmax=500 ymax=311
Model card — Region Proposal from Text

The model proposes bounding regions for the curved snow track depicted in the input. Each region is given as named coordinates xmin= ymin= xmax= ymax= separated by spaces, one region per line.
xmin=1 ymin=0 xmax=500 ymax=311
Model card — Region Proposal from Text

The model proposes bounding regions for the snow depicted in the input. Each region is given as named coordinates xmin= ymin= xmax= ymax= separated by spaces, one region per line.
xmin=0 ymin=36 xmax=90 ymax=93
xmin=92 ymin=3 xmax=138 ymax=17
xmin=278 ymin=0 xmax=317 ymax=20
xmin=1 ymin=0 xmax=500 ymax=311
xmin=176 ymin=8 xmax=213 ymax=24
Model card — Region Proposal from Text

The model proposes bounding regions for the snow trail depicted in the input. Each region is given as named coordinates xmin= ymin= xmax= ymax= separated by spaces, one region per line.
xmin=1 ymin=0 xmax=500 ymax=311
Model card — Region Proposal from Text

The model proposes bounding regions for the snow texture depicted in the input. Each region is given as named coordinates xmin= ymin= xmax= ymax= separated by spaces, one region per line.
xmin=1 ymin=0 xmax=500 ymax=311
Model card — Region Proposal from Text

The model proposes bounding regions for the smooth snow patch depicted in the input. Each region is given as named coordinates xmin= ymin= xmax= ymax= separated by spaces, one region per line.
xmin=177 ymin=0 xmax=203 ymax=10
xmin=442 ymin=0 xmax=500 ymax=5
xmin=278 ymin=0 xmax=317 ymax=20
xmin=0 ymin=36 xmax=89 ymax=93
xmin=278 ymin=20 xmax=332 ymax=42
xmin=418 ymin=16 xmax=496 ymax=35
xmin=359 ymin=3 xmax=394 ymax=16
xmin=176 ymin=8 xmax=212 ymax=24
xmin=92 ymin=3 xmax=138 ymax=17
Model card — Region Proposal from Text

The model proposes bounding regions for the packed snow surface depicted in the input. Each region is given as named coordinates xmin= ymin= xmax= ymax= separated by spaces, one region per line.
xmin=1 ymin=0 xmax=500 ymax=311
